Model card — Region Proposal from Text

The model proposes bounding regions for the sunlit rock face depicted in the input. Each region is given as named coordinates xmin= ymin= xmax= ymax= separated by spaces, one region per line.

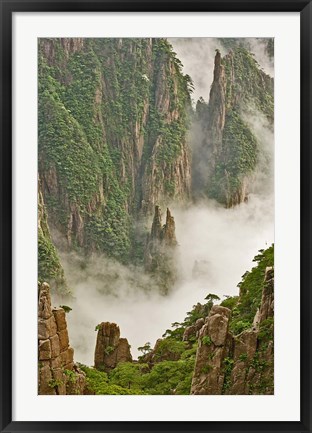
xmin=38 ymin=282 xmax=86 ymax=395
xmin=191 ymin=267 xmax=274 ymax=395
xmin=194 ymin=49 xmax=274 ymax=207
xmin=94 ymin=322 xmax=132 ymax=372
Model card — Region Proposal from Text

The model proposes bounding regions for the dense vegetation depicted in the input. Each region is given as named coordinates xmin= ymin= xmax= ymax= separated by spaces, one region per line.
xmin=199 ymin=46 xmax=274 ymax=206
xmin=223 ymin=47 xmax=274 ymax=121
xmin=221 ymin=244 xmax=274 ymax=335
xmin=79 ymin=246 xmax=273 ymax=395
xmin=38 ymin=38 xmax=192 ymax=290
xmin=38 ymin=188 xmax=68 ymax=293
xmin=208 ymin=109 xmax=258 ymax=205
xmin=38 ymin=38 xmax=274 ymax=394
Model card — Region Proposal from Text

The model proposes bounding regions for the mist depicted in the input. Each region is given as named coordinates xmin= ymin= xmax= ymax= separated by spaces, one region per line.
xmin=168 ymin=37 xmax=223 ymax=104
xmin=50 ymin=37 xmax=274 ymax=367
xmin=169 ymin=37 xmax=274 ymax=105
xmin=53 ymin=192 xmax=273 ymax=365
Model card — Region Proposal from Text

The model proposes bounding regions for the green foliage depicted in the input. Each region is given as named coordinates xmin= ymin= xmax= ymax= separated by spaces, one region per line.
xmin=48 ymin=378 xmax=63 ymax=389
xmin=230 ymin=319 xmax=251 ymax=335
xmin=64 ymin=369 xmax=77 ymax=383
xmin=109 ymin=362 xmax=147 ymax=391
xmin=204 ymin=293 xmax=220 ymax=303
xmin=141 ymin=358 xmax=195 ymax=395
xmin=223 ymin=47 xmax=274 ymax=120
xmin=38 ymin=84 xmax=102 ymax=206
xmin=258 ymin=317 xmax=274 ymax=342
xmin=104 ymin=346 xmax=115 ymax=356
xmin=201 ymin=335 xmax=212 ymax=346
xmin=220 ymin=296 xmax=239 ymax=310
xmin=59 ymin=305 xmax=72 ymax=313
xmin=222 ymin=357 xmax=234 ymax=392
xmin=38 ymin=228 xmax=67 ymax=293
xmin=80 ymin=352 xmax=195 ymax=395
xmin=78 ymin=247 xmax=273 ymax=395
xmin=250 ymin=353 xmax=268 ymax=372
xmin=78 ymin=364 xmax=144 ymax=395
xmin=38 ymin=38 xmax=191 ymax=264
xmin=153 ymin=338 xmax=187 ymax=361
xmin=238 ymin=353 xmax=248 ymax=362
xmin=230 ymin=245 xmax=274 ymax=335
xmin=208 ymin=109 xmax=258 ymax=206
xmin=201 ymin=364 xmax=213 ymax=374
xmin=203 ymin=46 xmax=273 ymax=206
xmin=137 ymin=342 xmax=152 ymax=356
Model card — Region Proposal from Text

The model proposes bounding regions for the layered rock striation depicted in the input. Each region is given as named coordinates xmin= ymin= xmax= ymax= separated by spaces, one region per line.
xmin=38 ymin=38 xmax=191 ymax=278
xmin=191 ymin=266 xmax=274 ymax=395
xmin=38 ymin=282 xmax=85 ymax=395
xmin=144 ymin=206 xmax=178 ymax=294
xmin=94 ymin=322 xmax=132 ymax=372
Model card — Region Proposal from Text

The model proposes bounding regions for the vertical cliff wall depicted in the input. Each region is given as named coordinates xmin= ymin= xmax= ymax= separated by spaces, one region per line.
xmin=144 ymin=206 xmax=178 ymax=294
xmin=38 ymin=282 xmax=85 ymax=394
xmin=194 ymin=48 xmax=274 ymax=207
xmin=191 ymin=266 xmax=274 ymax=395
xmin=38 ymin=178 xmax=68 ymax=294
xmin=94 ymin=322 xmax=132 ymax=372
xmin=38 ymin=38 xmax=191 ymax=276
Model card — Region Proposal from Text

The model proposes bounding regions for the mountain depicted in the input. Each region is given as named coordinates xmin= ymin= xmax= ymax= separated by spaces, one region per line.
xmin=37 ymin=37 xmax=274 ymax=395
xmin=79 ymin=245 xmax=274 ymax=395
xmin=193 ymin=48 xmax=274 ymax=206
xmin=38 ymin=282 xmax=86 ymax=395
xmin=38 ymin=38 xmax=192 ymax=286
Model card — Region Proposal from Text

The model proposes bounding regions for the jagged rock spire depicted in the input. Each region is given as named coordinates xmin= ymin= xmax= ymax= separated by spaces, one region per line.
xmin=38 ymin=282 xmax=85 ymax=395
xmin=144 ymin=206 xmax=178 ymax=295
xmin=151 ymin=205 xmax=163 ymax=239
xmin=162 ymin=208 xmax=177 ymax=246
xmin=94 ymin=322 xmax=132 ymax=372
xmin=191 ymin=267 xmax=274 ymax=395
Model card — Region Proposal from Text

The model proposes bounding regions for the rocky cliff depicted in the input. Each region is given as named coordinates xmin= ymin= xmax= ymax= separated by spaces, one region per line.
xmin=38 ymin=38 xmax=191 ymax=278
xmin=194 ymin=48 xmax=274 ymax=206
xmin=80 ymin=246 xmax=273 ymax=395
xmin=38 ymin=179 xmax=68 ymax=294
xmin=38 ymin=282 xmax=85 ymax=394
xmin=191 ymin=266 xmax=274 ymax=395
xmin=94 ymin=322 xmax=132 ymax=372
xmin=144 ymin=206 xmax=178 ymax=294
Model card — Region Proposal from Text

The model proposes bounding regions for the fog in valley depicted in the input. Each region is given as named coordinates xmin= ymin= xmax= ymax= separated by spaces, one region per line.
xmin=52 ymin=38 xmax=274 ymax=366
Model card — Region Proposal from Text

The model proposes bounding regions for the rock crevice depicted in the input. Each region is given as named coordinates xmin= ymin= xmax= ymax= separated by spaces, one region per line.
xmin=191 ymin=267 xmax=274 ymax=395
xmin=38 ymin=282 xmax=85 ymax=395
xmin=94 ymin=322 xmax=132 ymax=372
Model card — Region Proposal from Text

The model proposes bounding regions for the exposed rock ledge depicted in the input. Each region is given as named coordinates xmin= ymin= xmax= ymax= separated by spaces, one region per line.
xmin=38 ymin=282 xmax=86 ymax=395
xmin=191 ymin=267 xmax=274 ymax=395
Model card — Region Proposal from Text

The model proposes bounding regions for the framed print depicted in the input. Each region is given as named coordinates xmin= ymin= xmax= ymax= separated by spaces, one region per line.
xmin=1 ymin=1 xmax=311 ymax=432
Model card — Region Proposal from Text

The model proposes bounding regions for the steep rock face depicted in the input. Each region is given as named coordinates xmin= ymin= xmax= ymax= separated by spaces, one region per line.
xmin=183 ymin=318 xmax=205 ymax=342
xmin=38 ymin=282 xmax=85 ymax=395
xmin=190 ymin=306 xmax=232 ymax=394
xmin=194 ymin=48 xmax=274 ymax=207
xmin=191 ymin=267 xmax=274 ymax=395
xmin=38 ymin=38 xmax=191 ymax=271
xmin=206 ymin=50 xmax=226 ymax=163
xmin=38 ymin=178 xmax=68 ymax=294
xmin=144 ymin=206 xmax=178 ymax=294
xmin=94 ymin=322 xmax=132 ymax=371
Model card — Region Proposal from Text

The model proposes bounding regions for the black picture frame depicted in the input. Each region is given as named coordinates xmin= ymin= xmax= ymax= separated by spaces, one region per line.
xmin=1 ymin=1 xmax=311 ymax=432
